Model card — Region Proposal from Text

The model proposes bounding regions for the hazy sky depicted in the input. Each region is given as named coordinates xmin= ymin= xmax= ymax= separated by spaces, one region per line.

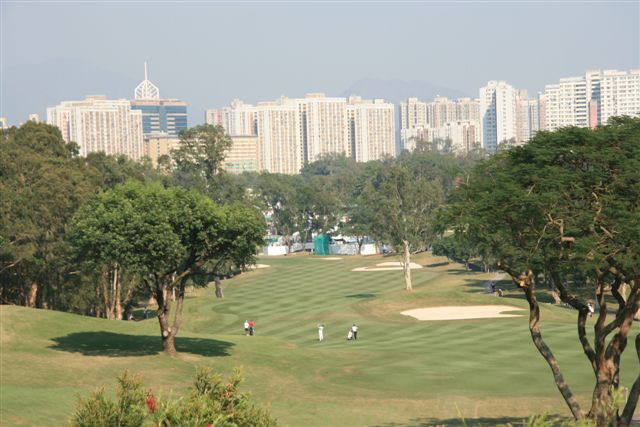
xmin=1 ymin=1 xmax=639 ymax=125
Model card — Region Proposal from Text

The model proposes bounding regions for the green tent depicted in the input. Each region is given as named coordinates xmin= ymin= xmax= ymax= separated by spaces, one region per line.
xmin=313 ymin=234 xmax=330 ymax=255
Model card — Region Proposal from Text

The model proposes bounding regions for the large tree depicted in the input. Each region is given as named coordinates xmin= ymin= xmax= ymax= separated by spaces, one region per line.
xmin=0 ymin=122 xmax=98 ymax=309
xmin=170 ymin=124 xmax=242 ymax=203
xmin=70 ymin=181 xmax=265 ymax=355
xmin=359 ymin=160 xmax=445 ymax=290
xmin=444 ymin=118 xmax=640 ymax=425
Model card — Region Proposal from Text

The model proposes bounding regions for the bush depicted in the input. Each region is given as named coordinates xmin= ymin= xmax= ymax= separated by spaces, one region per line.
xmin=70 ymin=368 xmax=277 ymax=427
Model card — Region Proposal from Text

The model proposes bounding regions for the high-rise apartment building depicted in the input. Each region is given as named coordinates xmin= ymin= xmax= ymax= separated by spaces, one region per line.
xmin=515 ymin=90 xmax=542 ymax=144
xmin=47 ymin=96 xmax=144 ymax=159
xmin=205 ymin=99 xmax=256 ymax=136
xmin=599 ymin=69 xmax=640 ymax=124
xmin=130 ymin=64 xmax=187 ymax=137
xmin=207 ymin=93 xmax=395 ymax=174
xmin=347 ymin=97 xmax=396 ymax=162
xmin=223 ymin=136 xmax=260 ymax=174
xmin=302 ymin=93 xmax=350 ymax=162
xmin=400 ymin=97 xmax=428 ymax=130
xmin=544 ymin=69 xmax=639 ymax=131
xmin=254 ymin=98 xmax=305 ymax=175
xmin=399 ymin=96 xmax=480 ymax=151
xmin=405 ymin=121 xmax=479 ymax=154
xmin=145 ymin=133 xmax=180 ymax=167
xmin=479 ymin=81 xmax=517 ymax=152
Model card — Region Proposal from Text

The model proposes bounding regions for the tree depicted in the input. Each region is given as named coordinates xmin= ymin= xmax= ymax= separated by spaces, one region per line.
xmin=0 ymin=122 xmax=98 ymax=309
xmin=359 ymin=161 xmax=444 ymax=290
xmin=444 ymin=118 xmax=640 ymax=425
xmin=70 ymin=182 xmax=265 ymax=355
xmin=170 ymin=124 xmax=235 ymax=202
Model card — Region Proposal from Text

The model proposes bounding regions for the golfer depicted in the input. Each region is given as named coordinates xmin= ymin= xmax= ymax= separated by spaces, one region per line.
xmin=351 ymin=323 xmax=358 ymax=340
xmin=318 ymin=324 xmax=324 ymax=342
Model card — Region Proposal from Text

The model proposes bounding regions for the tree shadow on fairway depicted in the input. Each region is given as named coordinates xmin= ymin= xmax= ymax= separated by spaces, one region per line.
xmin=49 ymin=332 xmax=233 ymax=357
xmin=373 ymin=415 xmax=532 ymax=427
xmin=424 ymin=261 xmax=451 ymax=268
xmin=345 ymin=293 xmax=377 ymax=298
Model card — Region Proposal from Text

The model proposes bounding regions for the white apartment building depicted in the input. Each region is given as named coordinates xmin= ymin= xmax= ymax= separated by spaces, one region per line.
xmin=515 ymin=90 xmax=542 ymax=144
xmin=399 ymin=96 xmax=480 ymax=151
xmin=400 ymin=97 xmax=428 ymax=130
xmin=205 ymin=99 xmax=256 ymax=136
xmin=302 ymin=93 xmax=350 ymax=162
xmin=544 ymin=69 xmax=639 ymax=131
xmin=254 ymin=98 xmax=305 ymax=175
xmin=347 ymin=97 xmax=396 ymax=162
xmin=403 ymin=121 xmax=479 ymax=154
xmin=208 ymin=93 xmax=395 ymax=174
xmin=479 ymin=81 xmax=517 ymax=153
xmin=600 ymin=69 xmax=640 ymax=124
xmin=47 ymin=96 xmax=144 ymax=159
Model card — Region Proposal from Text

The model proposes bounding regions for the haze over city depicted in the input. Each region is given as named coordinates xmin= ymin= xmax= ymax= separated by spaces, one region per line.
xmin=2 ymin=1 xmax=638 ymax=125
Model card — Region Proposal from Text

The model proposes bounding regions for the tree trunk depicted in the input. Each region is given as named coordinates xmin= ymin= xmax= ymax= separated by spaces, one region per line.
xmin=589 ymin=362 xmax=617 ymax=425
xmin=620 ymin=334 xmax=639 ymax=426
xmin=27 ymin=281 xmax=38 ymax=308
xmin=156 ymin=285 xmax=176 ymax=356
xmin=511 ymin=270 xmax=585 ymax=419
xmin=114 ymin=267 xmax=123 ymax=320
xmin=402 ymin=240 xmax=412 ymax=291
xmin=550 ymin=287 xmax=562 ymax=305
xmin=214 ymin=277 xmax=224 ymax=298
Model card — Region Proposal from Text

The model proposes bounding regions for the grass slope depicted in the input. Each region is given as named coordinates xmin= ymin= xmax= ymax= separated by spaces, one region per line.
xmin=1 ymin=253 xmax=638 ymax=426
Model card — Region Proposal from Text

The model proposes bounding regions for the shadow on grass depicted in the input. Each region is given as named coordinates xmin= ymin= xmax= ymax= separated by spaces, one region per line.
xmin=424 ymin=261 xmax=451 ymax=268
xmin=345 ymin=293 xmax=377 ymax=299
xmin=49 ymin=332 xmax=233 ymax=357
xmin=373 ymin=415 xmax=531 ymax=427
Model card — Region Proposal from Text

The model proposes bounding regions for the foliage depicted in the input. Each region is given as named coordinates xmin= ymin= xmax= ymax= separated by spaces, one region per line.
xmin=70 ymin=369 xmax=277 ymax=427
xmin=443 ymin=117 xmax=640 ymax=423
xmin=170 ymin=124 xmax=244 ymax=203
xmin=0 ymin=122 xmax=98 ymax=309
xmin=69 ymin=181 xmax=265 ymax=353
xmin=70 ymin=371 xmax=147 ymax=427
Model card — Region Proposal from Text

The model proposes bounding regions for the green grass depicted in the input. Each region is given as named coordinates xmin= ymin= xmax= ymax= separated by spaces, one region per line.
xmin=1 ymin=253 xmax=638 ymax=426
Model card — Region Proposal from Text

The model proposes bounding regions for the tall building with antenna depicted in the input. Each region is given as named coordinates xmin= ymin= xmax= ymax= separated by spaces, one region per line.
xmin=130 ymin=62 xmax=188 ymax=137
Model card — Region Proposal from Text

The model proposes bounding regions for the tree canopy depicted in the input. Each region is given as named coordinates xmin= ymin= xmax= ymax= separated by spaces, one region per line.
xmin=69 ymin=181 xmax=265 ymax=354
xmin=443 ymin=117 xmax=640 ymax=424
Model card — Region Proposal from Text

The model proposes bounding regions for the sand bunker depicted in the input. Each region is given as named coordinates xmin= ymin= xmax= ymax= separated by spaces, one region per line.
xmin=251 ymin=264 xmax=270 ymax=269
xmin=318 ymin=257 xmax=343 ymax=260
xmin=352 ymin=261 xmax=423 ymax=272
xmin=401 ymin=305 xmax=525 ymax=321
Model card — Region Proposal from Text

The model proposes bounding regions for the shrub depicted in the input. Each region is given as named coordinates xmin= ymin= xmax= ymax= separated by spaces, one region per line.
xmin=70 ymin=368 xmax=277 ymax=427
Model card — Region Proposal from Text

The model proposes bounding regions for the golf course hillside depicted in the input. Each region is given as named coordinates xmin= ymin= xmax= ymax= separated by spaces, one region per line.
xmin=1 ymin=253 xmax=638 ymax=426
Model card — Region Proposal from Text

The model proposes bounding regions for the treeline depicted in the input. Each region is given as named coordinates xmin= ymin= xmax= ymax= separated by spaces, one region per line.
xmin=1 ymin=123 xmax=478 ymax=311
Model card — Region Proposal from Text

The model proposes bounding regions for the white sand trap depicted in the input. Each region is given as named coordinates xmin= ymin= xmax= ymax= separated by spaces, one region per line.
xmin=352 ymin=261 xmax=423 ymax=272
xmin=401 ymin=305 xmax=525 ymax=321
xmin=251 ymin=264 xmax=270 ymax=269
xmin=318 ymin=257 xmax=343 ymax=260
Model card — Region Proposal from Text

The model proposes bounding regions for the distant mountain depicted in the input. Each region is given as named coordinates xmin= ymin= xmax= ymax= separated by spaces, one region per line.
xmin=1 ymin=58 xmax=137 ymax=125
xmin=340 ymin=78 xmax=469 ymax=104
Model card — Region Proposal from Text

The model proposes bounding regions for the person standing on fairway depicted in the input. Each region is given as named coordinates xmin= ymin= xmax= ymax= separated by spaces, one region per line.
xmin=351 ymin=323 xmax=358 ymax=340
xmin=318 ymin=324 xmax=324 ymax=342
xmin=244 ymin=320 xmax=249 ymax=336
xmin=249 ymin=320 xmax=255 ymax=336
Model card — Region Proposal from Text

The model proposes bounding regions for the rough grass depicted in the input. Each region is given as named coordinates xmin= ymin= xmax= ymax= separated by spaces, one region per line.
xmin=1 ymin=253 xmax=638 ymax=426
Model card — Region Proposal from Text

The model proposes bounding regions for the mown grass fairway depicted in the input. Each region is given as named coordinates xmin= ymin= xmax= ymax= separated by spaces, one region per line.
xmin=1 ymin=253 xmax=638 ymax=426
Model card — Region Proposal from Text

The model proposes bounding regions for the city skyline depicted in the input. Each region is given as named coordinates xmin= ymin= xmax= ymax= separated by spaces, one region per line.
xmin=2 ymin=1 xmax=638 ymax=125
